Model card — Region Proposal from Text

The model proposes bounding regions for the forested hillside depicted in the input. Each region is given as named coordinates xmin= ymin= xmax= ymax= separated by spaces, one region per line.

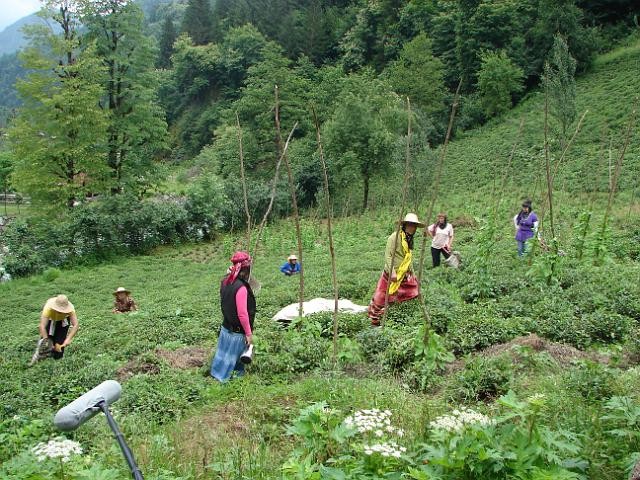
xmin=2 ymin=2 xmax=640 ymax=480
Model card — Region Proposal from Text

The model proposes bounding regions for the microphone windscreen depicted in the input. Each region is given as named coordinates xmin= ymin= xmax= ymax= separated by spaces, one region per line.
xmin=54 ymin=380 xmax=122 ymax=431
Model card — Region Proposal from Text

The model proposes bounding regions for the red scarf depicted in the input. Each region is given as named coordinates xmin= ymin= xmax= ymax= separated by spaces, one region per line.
xmin=223 ymin=251 xmax=252 ymax=285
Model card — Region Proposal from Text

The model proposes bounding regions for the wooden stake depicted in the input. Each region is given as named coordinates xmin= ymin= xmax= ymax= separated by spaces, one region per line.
xmin=495 ymin=117 xmax=525 ymax=214
xmin=275 ymin=85 xmax=305 ymax=318
xmin=543 ymin=87 xmax=556 ymax=248
xmin=417 ymin=80 xmax=462 ymax=284
xmin=603 ymin=98 xmax=637 ymax=232
xmin=380 ymin=97 xmax=414 ymax=328
xmin=251 ymin=122 xmax=298 ymax=258
xmin=312 ymin=106 xmax=339 ymax=364
xmin=235 ymin=112 xmax=252 ymax=251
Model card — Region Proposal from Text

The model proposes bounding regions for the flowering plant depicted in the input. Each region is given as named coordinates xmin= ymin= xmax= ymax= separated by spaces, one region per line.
xmin=283 ymin=404 xmax=408 ymax=479
xmin=32 ymin=437 xmax=83 ymax=463
xmin=409 ymin=392 xmax=586 ymax=480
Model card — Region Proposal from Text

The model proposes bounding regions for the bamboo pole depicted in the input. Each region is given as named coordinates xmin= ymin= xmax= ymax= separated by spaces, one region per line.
xmin=538 ymin=109 xmax=588 ymax=230
xmin=602 ymin=98 xmax=637 ymax=233
xmin=312 ymin=106 xmax=339 ymax=364
xmin=550 ymin=110 xmax=588 ymax=185
xmin=495 ymin=117 xmax=525 ymax=215
xmin=381 ymin=97 xmax=414 ymax=328
xmin=543 ymin=88 xmax=556 ymax=249
xmin=275 ymin=85 xmax=305 ymax=318
xmin=417 ymin=80 xmax=462 ymax=285
xmin=251 ymin=122 xmax=298 ymax=258
xmin=235 ymin=112 xmax=252 ymax=251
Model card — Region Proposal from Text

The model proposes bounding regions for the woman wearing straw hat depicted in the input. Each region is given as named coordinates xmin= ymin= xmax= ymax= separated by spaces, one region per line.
xmin=211 ymin=251 xmax=256 ymax=382
xmin=280 ymin=254 xmax=301 ymax=276
xmin=112 ymin=287 xmax=138 ymax=313
xmin=368 ymin=213 xmax=424 ymax=326
xmin=36 ymin=295 xmax=79 ymax=361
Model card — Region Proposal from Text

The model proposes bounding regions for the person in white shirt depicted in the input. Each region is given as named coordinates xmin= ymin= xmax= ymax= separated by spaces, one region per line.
xmin=427 ymin=213 xmax=454 ymax=267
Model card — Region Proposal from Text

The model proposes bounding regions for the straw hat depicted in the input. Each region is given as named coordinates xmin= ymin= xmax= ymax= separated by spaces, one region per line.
xmin=288 ymin=254 xmax=298 ymax=261
xmin=45 ymin=294 xmax=74 ymax=314
xmin=112 ymin=287 xmax=130 ymax=296
xmin=401 ymin=213 xmax=425 ymax=228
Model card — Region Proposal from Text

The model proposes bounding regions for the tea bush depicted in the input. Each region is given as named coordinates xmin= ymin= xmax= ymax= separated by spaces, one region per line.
xmin=446 ymin=304 xmax=528 ymax=354
xmin=448 ymin=354 xmax=513 ymax=402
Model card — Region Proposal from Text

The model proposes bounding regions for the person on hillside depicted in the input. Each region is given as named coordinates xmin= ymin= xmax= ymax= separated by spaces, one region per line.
xmin=33 ymin=295 xmax=79 ymax=363
xmin=211 ymin=251 xmax=256 ymax=382
xmin=428 ymin=213 xmax=454 ymax=267
xmin=112 ymin=287 xmax=138 ymax=313
xmin=280 ymin=254 xmax=301 ymax=276
xmin=368 ymin=213 xmax=424 ymax=326
xmin=514 ymin=199 xmax=539 ymax=257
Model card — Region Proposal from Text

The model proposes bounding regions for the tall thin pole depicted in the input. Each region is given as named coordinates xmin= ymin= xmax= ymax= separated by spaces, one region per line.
xmin=417 ymin=80 xmax=462 ymax=284
xmin=312 ymin=106 xmax=339 ymax=363
xmin=381 ymin=97 xmax=413 ymax=328
xmin=275 ymin=86 xmax=304 ymax=318
xmin=251 ymin=122 xmax=297 ymax=258
xmin=235 ymin=112 xmax=252 ymax=251
xmin=603 ymin=99 xmax=637 ymax=232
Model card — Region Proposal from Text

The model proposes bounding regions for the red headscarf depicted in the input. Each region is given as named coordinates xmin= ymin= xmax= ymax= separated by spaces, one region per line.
xmin=223 ymin=251 xmax=252 ymax=285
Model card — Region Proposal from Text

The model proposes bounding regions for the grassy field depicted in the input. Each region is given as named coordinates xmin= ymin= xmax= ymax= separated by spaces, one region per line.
xmin=2 ymin=199 xmax=640 ymax=478
xmin=2 ymin=37 xmax=640 ymax=480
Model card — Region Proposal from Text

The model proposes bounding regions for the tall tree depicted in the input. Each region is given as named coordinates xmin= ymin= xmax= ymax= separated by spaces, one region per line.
xmin=543 ymin=34 xmax=577 ymax=151
xmin=477 ymin=50 xmax=524 ymax=118
xmin=84 ymin=0 xmax=168 ymax=195
xmin=384 ymin=33 xmax=446 ymax=116
xmin=182 ymin=0 xmax=214 ymax=45
xmin=324 ymin=72 xmax=404 ymax=211
xmin=9 ymin=1 xmax=108 ymax=210
xmin=157 ymin=16 xmax=177 ymax=69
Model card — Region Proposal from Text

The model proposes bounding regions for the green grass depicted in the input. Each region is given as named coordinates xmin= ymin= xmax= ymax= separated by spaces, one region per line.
xmin=441 ymin=35 xmax=640 ymax=195
xmin=2 ymin=204 xmax=640 ymax=478
xmin=2 ymin=38 xmax=640 ymax=480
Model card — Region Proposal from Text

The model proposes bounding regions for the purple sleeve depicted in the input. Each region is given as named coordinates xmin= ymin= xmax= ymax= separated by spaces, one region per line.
xmin=235 ymin=286 xmax=252 ymax=335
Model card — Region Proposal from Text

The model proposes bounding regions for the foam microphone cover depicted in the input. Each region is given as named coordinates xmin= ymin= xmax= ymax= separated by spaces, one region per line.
xmin=54 ymin=380 xmax=122 ymax=431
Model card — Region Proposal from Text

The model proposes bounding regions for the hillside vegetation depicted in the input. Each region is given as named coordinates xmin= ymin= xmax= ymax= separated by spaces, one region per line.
xmin=442 ymin=35 xmax=640 ymax=195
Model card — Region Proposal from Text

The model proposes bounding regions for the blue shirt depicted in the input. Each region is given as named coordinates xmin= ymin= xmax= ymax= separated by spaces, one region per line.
xmin=280 ymin=261 xmax=300 ymax=275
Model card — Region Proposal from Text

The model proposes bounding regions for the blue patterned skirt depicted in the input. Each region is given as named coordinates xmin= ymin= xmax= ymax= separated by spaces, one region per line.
xmin=210 ymin=327 xmax=247 ymax=382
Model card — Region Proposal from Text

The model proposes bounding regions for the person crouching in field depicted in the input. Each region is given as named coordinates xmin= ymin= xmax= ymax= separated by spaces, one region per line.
xmin=368 ymin=213 xmax=424 ymax=326
xmin=112 ymin=287 xmax=137 ymax=313
xmin=211 ymin=251 xmax=255 ymax=382
xmin=280 ymin=254 xmax=300 ymax=276
xmin=32 ymin=295 xmax=79 ymax=363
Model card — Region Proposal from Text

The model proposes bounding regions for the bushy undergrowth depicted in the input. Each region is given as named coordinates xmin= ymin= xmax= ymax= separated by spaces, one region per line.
xmin=1 ymin=192 xmax=639 ymax=479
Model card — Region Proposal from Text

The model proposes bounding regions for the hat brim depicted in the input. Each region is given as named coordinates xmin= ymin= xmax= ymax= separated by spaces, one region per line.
xmin=401 ymin=220 xmax=425 ymax=228
xmin=45 ymin=298 xmax=75 ymax=314
xmin=113 ymin=290 xmax=130 ymax=296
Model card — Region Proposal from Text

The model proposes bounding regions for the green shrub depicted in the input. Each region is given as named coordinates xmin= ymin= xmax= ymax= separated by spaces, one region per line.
xmin=582 ymin=311 xmax=633 ymax=344
xmin=356 ymin=327 xmax=393 ymax=362
xmin=448 ymin=355 xmax=513 ymax=402
xmin=564 ymin=361 xmax=617 ymax=401
xmin=41 ymin=268 xmax=61 ymax=282
xmin=446 ymin=304 xmax=528 ymax=354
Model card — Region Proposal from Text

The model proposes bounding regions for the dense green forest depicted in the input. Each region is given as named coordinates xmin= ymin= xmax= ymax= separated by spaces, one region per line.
xmin=0 ymin=0 xmax=638 ymax=273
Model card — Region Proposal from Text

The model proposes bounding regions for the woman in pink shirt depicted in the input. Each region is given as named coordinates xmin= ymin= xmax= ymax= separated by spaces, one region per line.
xmin=427 ymin=213 xmax=454 ymax=267
xmin=210 ymin=251 xmax=255 ymax=381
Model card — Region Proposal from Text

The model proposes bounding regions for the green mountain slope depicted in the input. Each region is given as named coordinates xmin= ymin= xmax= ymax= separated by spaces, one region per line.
xmin=444 ymin=36 xmax=640 ymax=195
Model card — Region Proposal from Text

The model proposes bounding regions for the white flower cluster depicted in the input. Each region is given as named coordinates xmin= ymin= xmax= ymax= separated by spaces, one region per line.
xmin=32 ymin=437 xmax=83 ymax=463
xmin=344 ymin=409 xmax=404 ymax=437
xmin=429 ymin=407 xmax=493 ymax=433
xmin=363 ymin=441 xmax=407 ymax=458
